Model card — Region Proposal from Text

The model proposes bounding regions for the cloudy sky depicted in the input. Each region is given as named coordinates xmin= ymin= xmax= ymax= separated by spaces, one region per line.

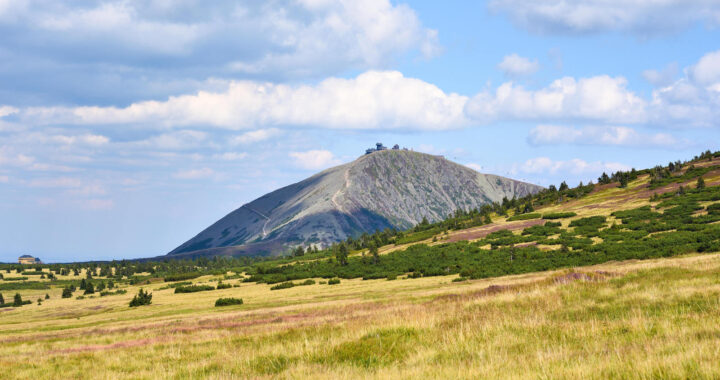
xmin=1 ymin=0 xmax=719 ymax=262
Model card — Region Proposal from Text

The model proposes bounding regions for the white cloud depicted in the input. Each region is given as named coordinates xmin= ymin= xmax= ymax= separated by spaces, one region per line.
xmin=289 ymin=150 xmax=342 ymax=170
xmin=231 ymin=128 xmax=283 ymax=145
xmin=528 ymin=125 xmax=686 ymax=148
xmin=466 ymin=75 xmax=646 ymax=124
xmin=497 ymin=54 xmax=539 ymax=77
xmin=2 ymin=0 xmax=438 ymax=81
xmin=24 ymin=71 xmax=469 ymax=130
xmin=489 ymin=0 xmax=720 ymax=35
xmin=173 ymin=167 xmax=215 ymax=180
xmin=213 ymin=152 xmax=247 ymax=161
xmin=519 ymin=157 xmax=630 ymax=176
xmin=689 ymin=50 xmax=720 ymax=86
xmin=137 ymin=130 xmax=207 ymax=150
xmin=0 ymin=105 xmax=18 ymax=118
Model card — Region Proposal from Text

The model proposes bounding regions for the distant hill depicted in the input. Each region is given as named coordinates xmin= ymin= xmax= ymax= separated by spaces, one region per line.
xmin=168 ymin=149 xmax=542 ymax=257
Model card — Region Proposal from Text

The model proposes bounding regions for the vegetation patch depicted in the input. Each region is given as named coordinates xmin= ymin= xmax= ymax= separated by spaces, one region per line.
xmin=215 ymin=297 xmax=244 ymax=307
xmin=315 ymin=327 xmax=420 ymax=368
xmin=542 ymin=212 xmax=577 ymax=219
xmin=174 ymin=285 xmax=215 ymax=294
xmin=507 ymin=213 xmax=541 ymax=221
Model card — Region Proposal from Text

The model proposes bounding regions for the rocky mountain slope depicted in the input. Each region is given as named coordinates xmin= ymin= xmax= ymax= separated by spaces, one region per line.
xmin=169 ymin=150 xmax=542 ymax=257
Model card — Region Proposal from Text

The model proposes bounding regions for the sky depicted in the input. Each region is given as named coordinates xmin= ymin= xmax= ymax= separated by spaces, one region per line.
xmin=1 ymin=0 xmax=720 ymax=262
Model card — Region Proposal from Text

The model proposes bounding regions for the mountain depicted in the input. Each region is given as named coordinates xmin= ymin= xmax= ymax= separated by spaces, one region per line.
xmin=168 ymin=149 xmax=542 ymax=257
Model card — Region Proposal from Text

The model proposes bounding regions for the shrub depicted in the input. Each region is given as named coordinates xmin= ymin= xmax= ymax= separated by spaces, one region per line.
xmin=270 ymin=282 xmax=295 ymax=290
xmin=542 ymin=212 xmax=577 ymax=219
xmin=299 ymin=279 xmax=315 ymax=286
xmin=216 ymin=282 xmax=232 ymax=290
xmin=13 ymin=293 xmax=23 ymax=307
xmin=507 ymin=213 xmax=541 ymax=221
xmin=61 ymin=287 xmax=73 ymax=298
xmin=174 ymin=285 xmax=215 ymax=293
xmin=328 ymin=278 xmax=341 ymax=285
xmin=215 ymin=297 xmax=244 ymax=307
xmin=164 ymin=273 xmax=202 ymax=282
xmin=452 ymin=277 xmax=468 ymax=282
xmin=129 ymin=288 xmax=152 ymax=307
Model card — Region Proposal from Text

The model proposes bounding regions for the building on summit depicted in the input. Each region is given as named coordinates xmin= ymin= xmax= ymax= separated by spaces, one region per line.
xmin=366 ymin=142 xmax=403 ymax=155
xmin=18 ymin=255 xmax=42 ymax=265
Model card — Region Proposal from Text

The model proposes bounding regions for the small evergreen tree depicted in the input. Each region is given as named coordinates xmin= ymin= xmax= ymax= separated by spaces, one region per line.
xmin=0 ymin=293 xmax=4 ymax=305
xmin=79 ymin=278 xmax=87 ymax=290
xmin=13 ymin=293 xmax=22 ymax=307
xmin=108 ymin=280 xmax=114 ymax=289
xmin=335 ymin=243 xmax=349 ymax=266
xmin=62 ymin=287 xmax=73 ymax=298
xmin=84 ymin=282 xmax=95 ymax=295
xmin=370 ymin=244 xmax=380 ymax=265
xmin=697 ymin=177 xmax=706 ymax=189
xmin=45 ymin=293 xmax=50 ymax=300
xmin=129 ymin=289 xmax=152 ymax=307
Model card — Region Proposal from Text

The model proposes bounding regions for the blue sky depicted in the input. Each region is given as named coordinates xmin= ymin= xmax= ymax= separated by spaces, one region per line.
xmin=1 ymin=0 xmax=719 ymax=262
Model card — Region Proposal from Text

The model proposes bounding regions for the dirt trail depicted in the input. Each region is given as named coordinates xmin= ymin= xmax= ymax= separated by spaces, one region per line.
xmin=445 ymin=219 xmax=545 ymax=243
xmin=242 ymin=205 xmax=271 ymax=237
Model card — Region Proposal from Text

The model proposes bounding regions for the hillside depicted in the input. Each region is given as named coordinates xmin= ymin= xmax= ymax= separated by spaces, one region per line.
xmin=169 ymin=149 xmax=542 ymax=257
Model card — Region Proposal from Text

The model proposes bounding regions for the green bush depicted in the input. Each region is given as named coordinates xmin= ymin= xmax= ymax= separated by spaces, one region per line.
xmin=129 ymin=288 xmax=152 ymax=307
xmin=62 ymin=287 xmax=73 ymax=298
xmin=216 ymin=282 xmax=232 ymax=289
xmin=542 ymin=212 xmax=577 ymax=219
xmin=215 ymin=297 xmax=244 ymax=307
xmin=164 ymin=273 xmax=202 ymax=282
xmin=270 ymin=282 xmax=295 ymax=290
xmin=507 ymin=213 xmax=541 ymax=221
xmin=328 ymin=278 xmax=341 ymax=285
xmin=174 ymin=285 xmax=215 ymax=293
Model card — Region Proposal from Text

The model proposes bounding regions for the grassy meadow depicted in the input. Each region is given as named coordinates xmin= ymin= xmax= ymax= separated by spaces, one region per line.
xmin=1 ymin=254 xmax=720 ymax=379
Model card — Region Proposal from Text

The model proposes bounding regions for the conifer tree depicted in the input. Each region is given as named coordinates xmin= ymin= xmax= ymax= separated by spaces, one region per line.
xmin=697 ymin=177 xmax=706 ymax=189
xmin=13 ymin=293 xmax=22 ymax=307
xmin=0 ymin=293 xmax=4 ymax=305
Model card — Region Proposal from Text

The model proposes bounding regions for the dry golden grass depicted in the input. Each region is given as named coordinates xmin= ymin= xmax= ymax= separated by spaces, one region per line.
xmin=2 ymin=253 xmax=720 ymax=379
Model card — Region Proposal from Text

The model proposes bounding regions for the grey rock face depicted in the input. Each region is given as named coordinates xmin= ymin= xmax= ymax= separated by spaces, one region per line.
xmin=169 ymin=150 xmax=542 ymax=257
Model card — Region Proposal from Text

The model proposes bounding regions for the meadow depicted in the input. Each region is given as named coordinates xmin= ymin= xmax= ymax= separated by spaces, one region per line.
xmin=1 ymin=254 xmax=720 ymax=379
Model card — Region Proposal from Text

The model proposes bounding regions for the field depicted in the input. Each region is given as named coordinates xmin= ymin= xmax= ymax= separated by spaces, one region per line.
xmin=1 ymin=254 xmax=719 ymax=379
xmin=2 ymin=153 xmax=720 ymax=379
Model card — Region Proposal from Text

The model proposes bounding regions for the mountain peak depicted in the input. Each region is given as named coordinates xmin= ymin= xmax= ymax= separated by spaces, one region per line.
xmin=169 ymin=149 xmax=542 ymax=257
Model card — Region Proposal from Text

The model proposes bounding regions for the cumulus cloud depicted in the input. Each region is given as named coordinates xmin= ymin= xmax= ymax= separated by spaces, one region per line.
xmin=489 ymin=0 xmax=720 ymax=35
xmin=173 ymin=167 xmax=215 ymax=180
xmin=519 ymin=157 xmax=630 ymax=176
xmin=24 ymin=71 xmax=469 ymax=130
xmin=688 ymin=50 xmax=720 ymax=86
xmin=289 ymin=150 xmax=342 ymax=170
xmin=528 ymin=125 xmax=686 ymax=148
xmin=0 ymin=0 xmax=439 ymax=105
xmin=497 ymin=54 xmax=539 ymax=77
xmin=466 ymin=75 xmax=646 ymax=124
xmin=231 ymin=128 xmax=283 ymax=145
